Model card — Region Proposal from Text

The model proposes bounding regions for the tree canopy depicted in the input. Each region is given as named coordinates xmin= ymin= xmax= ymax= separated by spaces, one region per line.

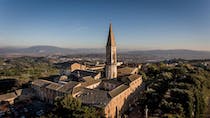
xmin=45 ymin=95 xmax=103 ymax=118
xmin=138 ymin=62 xmax=210 ymax=118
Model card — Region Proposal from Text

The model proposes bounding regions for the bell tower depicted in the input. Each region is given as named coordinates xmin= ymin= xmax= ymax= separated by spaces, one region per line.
xmin=105 ymin=23 xmax=117 ymax=79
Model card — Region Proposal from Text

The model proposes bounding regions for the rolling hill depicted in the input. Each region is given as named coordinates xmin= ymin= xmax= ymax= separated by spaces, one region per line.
xmin=0 ymin=46 xmax=210 ymax=60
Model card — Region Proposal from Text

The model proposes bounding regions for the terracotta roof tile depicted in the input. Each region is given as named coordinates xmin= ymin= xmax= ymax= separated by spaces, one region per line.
xmin=108 ymin=84 xmax=129 ymax=98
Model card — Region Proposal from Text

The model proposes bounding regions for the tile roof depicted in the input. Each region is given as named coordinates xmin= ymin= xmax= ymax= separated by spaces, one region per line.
xmin=46 ymin=83 xmax=63 ymax=91
xmin=58 ymin=75 xmax=68 ymax=81
xmin=81 ymin=79 xmax=101 ymax=87
xmin=102 ymin=78 xmax=123 ymax=86
xmin=0 ymin=92 xmax=17 ymax=101
xmin=127 ymin=74 xmax=141 ymax=82
xmin=120 ymin=74 xmax=142 ymax=84
xmin=58 ymin=81 xmax=80 ymax=93
xmin=118 ymin=67 xmax=137 ymax=77
xmin=108 ymin=84 xmax=129 ymax=98
xmin=71 ymin=70 xmax=99 ymax=78
xmin=72 ymin=87 xmax=83 ymax=95
xmin=32 ymin=79 xmax=53 ymax=87
xmin=54 ymin=61 xmax=79 ymax=69
xmin=82 ymin=76 xmax=94 ymax=81
xmin=77 ymin=88 xmax=110 ymax=108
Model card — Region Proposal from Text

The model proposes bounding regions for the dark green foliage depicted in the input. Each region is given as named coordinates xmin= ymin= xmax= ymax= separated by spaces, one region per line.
xmin=0 ymin=57 xmax=59 ymax=80
xmin=140 ymin=62 xmax=210 ymax=118
xmin=194 ymin=90 xmax=205 ymax=118
xmin=0 ymin=57 xmax=59 ymax=93
xmin=139 ymin=71 xmax=147 ymax=80
xmin=170 ymin=89 xmax=193 ymax=117
xmin=48 ymin=95 xmax=103 ymax=118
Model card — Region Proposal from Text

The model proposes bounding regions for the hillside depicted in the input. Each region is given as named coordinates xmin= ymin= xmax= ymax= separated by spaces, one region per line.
xmin=0 ymin=46 xmax=210 ymax=60
xmin=128 ymin=49 xmax=210 ymax=60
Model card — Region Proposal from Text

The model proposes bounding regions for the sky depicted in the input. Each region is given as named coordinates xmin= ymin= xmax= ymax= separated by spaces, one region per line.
xmin=0 ymin=0 xmax=210 ymax=51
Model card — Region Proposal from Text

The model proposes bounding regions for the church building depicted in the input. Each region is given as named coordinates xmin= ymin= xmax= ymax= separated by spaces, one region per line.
xmin=31 ymin=24 xmax=143 ymax=118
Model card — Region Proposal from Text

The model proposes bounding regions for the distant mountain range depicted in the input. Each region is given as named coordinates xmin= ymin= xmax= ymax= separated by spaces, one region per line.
xmin=0 ymin=46 xmax=105 ymax=55
xmin=0 ymin=46 xmax=210 ymax=60
xmin=128 ymin=50 xmax=210 ymax=60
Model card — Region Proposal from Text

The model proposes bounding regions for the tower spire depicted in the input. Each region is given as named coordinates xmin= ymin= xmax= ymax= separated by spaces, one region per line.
xmin=106 ymin=23 xmax=116 ymax=46
xmin=106 ymin=23 xmax=117 ymax=79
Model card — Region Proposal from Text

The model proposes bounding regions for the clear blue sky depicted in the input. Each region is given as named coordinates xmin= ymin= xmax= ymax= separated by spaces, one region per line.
xmin=0 ymin=0 xmax=210 ymax=50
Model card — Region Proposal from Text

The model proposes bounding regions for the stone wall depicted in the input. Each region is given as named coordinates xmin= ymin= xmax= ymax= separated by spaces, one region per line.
xmin=104 ymin=77 xmax=142 ymax=118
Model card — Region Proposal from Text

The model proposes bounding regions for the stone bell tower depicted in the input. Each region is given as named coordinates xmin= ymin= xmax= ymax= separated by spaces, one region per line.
xmin=105 ymin=23 xmax=117 ymax=79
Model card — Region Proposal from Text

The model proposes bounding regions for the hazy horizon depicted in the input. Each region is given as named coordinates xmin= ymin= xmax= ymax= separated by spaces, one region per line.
xmin=0 ymin=0 xmax=210 ymax=51
xmin=1 ymin=45 xmax=210 ymax=52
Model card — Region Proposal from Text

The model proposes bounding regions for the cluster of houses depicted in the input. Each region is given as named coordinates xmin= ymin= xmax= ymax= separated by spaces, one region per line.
xmin=0 ymin=24 xmax=143 ymax=118
xmin=31 ymin=24 xmax=143 ymax=117
xmin=31 ymin=61 xmax=142 ymax=117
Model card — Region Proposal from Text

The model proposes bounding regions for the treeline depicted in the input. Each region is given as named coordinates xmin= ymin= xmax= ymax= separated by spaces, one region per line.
xmin=0 ymin=57 xmax=59 ymax=93
xmin=139 ymin=62 xmax=210 ymax=118
xmin=43 ymin=95 xmax=104 ymax=118
xmin=0 ymin=56 xmax=59 ymax=80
